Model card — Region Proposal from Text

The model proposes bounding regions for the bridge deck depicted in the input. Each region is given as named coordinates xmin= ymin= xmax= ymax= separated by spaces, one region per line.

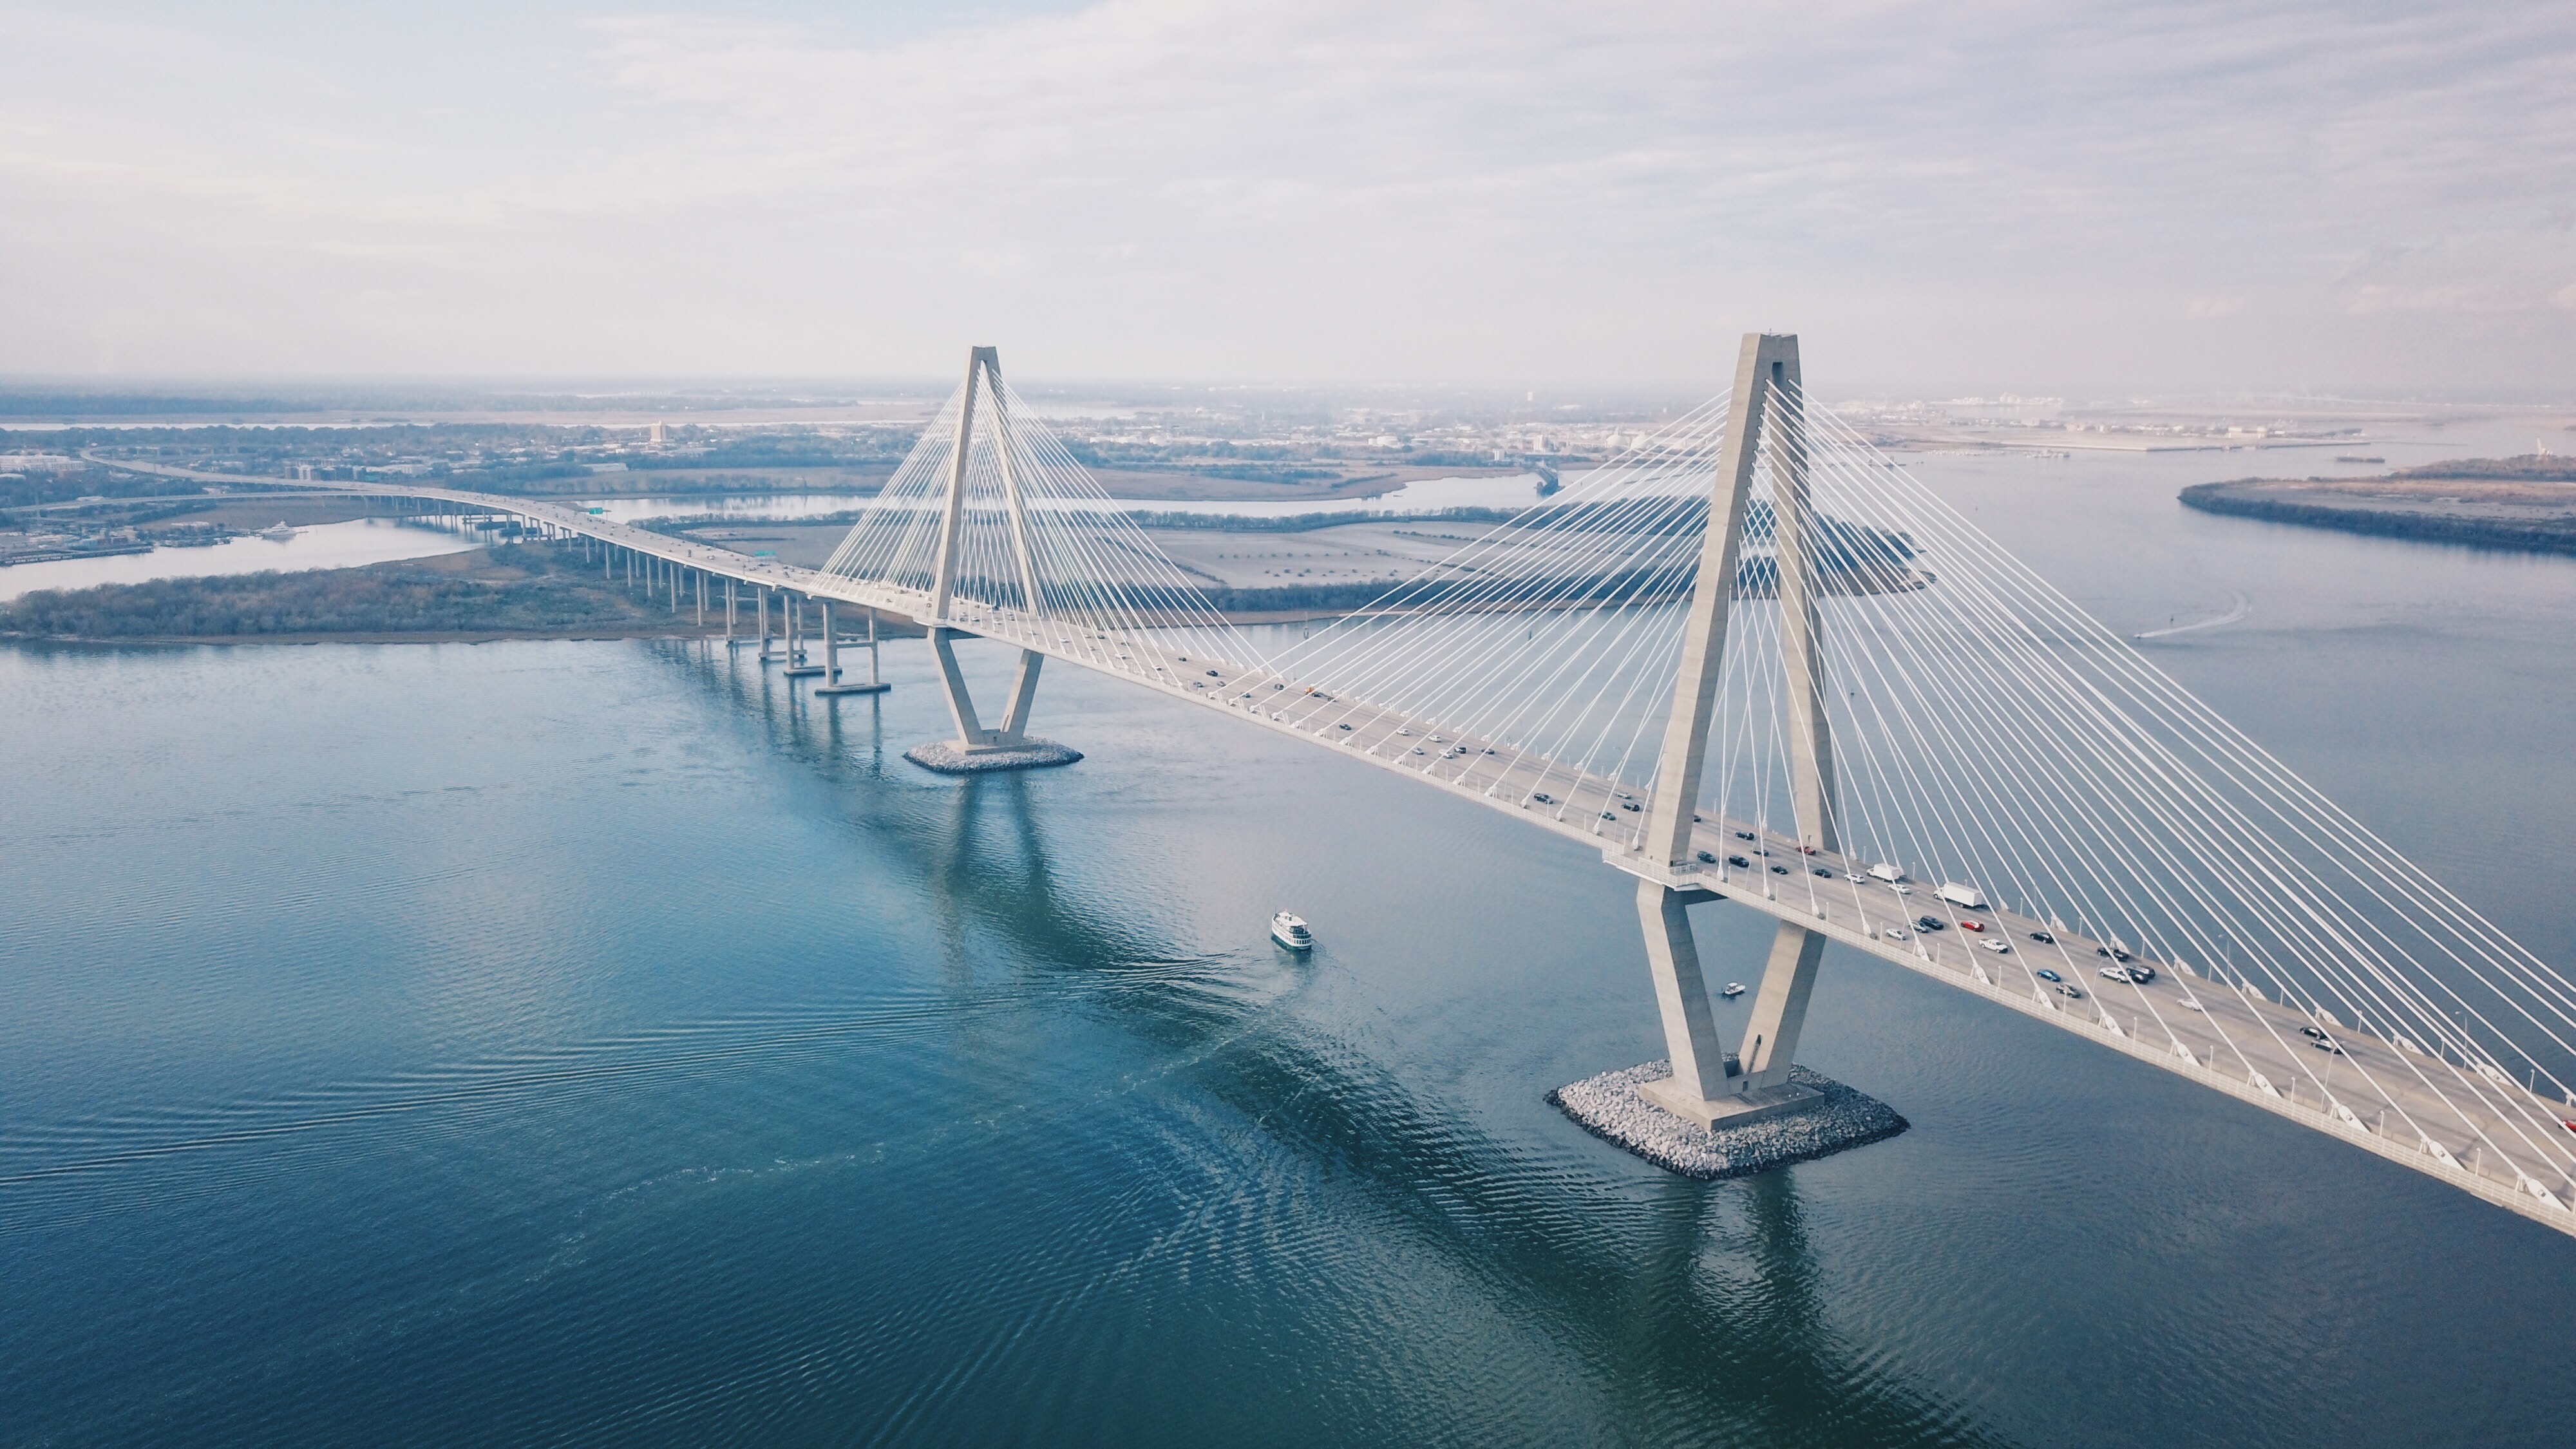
xmin=260 ymin=476 xmax=2576 ymax=1237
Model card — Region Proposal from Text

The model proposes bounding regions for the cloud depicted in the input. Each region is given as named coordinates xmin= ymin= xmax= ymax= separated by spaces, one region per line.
xmin=0 ymin=0 xmax=2571 ymax=390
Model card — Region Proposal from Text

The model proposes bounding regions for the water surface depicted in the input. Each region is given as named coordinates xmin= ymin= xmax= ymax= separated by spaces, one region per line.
xmin=1 ymin=517 xmax=480 ymax=601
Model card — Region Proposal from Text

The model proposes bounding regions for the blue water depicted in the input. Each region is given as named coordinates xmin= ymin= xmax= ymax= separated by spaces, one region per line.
xmin=7 ymin=448 xmax=2576 ymax=1444
xmin=0 ymin=518 xmax=480 ymax=601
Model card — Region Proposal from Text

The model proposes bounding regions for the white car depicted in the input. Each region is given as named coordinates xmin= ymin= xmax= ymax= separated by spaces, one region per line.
xmin=1982 ymin=938 xmax=2010 ymax=953
xmin=1883 ymin=927 xmax=1909 ymax=941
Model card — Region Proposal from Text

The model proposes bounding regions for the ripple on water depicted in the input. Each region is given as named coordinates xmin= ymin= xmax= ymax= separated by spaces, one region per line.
xmin=4 ymin=636 xmax=2576 ymax=1446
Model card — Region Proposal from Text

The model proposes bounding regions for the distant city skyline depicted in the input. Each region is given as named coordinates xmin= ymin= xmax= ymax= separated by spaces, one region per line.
xmin=1 ymin=1 xmax=2570 ymax=398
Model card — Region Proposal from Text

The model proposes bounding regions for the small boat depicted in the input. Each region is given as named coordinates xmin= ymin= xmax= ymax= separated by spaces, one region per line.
xmin=258 ymin=521 xmax=296 ymax=541
xmin=1271 ymin=911 xmax=1314 ymax=952
xmin=1721 ymin=981 xmax=1745 ymax=998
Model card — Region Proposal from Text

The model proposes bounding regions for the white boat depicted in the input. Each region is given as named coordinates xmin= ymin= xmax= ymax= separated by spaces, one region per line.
xmin=1721 ymin=981 xmax=1745 ymax=998
xmin=258 ymin=521 xmax=296 ymax=541
xmin=1270 ymin=911 xmax=1314 ymax=951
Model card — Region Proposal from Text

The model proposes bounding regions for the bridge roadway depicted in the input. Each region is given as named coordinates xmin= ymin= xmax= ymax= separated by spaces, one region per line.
xmin=214 ymin=475 xmax=2576 ymax=1236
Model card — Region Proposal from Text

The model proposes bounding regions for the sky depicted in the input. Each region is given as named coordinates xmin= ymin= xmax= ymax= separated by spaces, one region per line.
xmin=1 ymin=0 xmax=2570 ymax=396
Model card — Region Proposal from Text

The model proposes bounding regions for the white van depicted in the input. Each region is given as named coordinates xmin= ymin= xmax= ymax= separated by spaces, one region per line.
xmin=1868 ymin=862 xmax=1906 ymax=884
xmin=1937 ymin=882 xmax=1988 ymax=910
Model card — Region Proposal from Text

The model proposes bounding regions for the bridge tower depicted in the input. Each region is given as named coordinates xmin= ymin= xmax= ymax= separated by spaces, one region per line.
xmin=1634 ymin=332 xmax=1837 ymax=1126
xmin=909 ymin=346 xmax=1082 ymax=773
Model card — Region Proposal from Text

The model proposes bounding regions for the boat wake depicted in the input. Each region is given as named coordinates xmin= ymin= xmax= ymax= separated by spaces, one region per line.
xmin=2134 ymin=589 xmax=2250 ymax=639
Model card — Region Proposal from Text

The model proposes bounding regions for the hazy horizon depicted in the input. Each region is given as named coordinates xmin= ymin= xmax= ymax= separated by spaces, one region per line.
xmin=3 ymin=1 xmax=2571 ymax=398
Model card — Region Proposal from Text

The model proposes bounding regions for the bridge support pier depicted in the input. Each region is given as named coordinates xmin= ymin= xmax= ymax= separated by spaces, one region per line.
xmin=903 ymin=346 xmax=1079 ymax=774
xmin=911 ymin=629 xmax=1068 ymax=771
xmin=1632 ymin=882 xmax=1738 ymax=1110
xmin=1554 ymin=332 xmax=1898 ymax=1169
xmin=1630 ymin=882 xmax=1824 ymax=1127
xmin=815 ymin=601 xmax=889 ymax=696
xmin=784 ymin=594 xmax=825 ymax=677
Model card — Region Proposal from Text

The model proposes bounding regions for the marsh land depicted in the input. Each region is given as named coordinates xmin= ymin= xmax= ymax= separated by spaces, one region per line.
xmin=2181 ymin=455 xmax=2576 ymax=554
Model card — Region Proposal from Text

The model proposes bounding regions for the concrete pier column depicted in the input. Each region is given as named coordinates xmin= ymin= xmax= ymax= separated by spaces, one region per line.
xmin=725 ymin=579 xmax=737 ymax=644
xmin=1627 ymin=332 xmax=1828 ymax=1128
xmin=1636 ymin=882 xmax=1734 ymax=1105
xmin=898 ymin=346 xmax=1075 ymax=773
xmin=784 ymin=593 xmax=826 ymax=678
xmin=815 ymin=600 xmax=891 ymax=696
xmin=1738 ymin=922 xmax=1827 ymax=1090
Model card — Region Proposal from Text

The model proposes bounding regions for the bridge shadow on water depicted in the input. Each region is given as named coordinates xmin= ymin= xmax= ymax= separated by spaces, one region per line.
xmin=653 ymin=641 xmax=2005 ymax=1446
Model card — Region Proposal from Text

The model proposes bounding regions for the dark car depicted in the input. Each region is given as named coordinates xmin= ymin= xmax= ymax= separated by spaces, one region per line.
xmin=1734 ymin=831 xmax=1756 ymax=841
xmin=2029 ymin=931 xmax=2056 ymax=945
xmin=1620 ymin=801 xmax=1641 ymax=812
xmin=1696 ymin=850 xmax=1717 ymax=864
xmin=1337 ymin=723 xmax=1353 ymax=730
xmin=2036 ymin=968 xmax=2063 ymax=982
xmin=1916 ymin=916 xmax=1946 ymax=931
xmin=1812 ymin=867 xmax=1833 ymax=878
xmin=1770 ymin=864 xmax=1790 ymax=875
xmin=1531 ymin=793 xmax=1553 ymax=804
xmin=1728 ymin=855 xmax=1752 ymax=868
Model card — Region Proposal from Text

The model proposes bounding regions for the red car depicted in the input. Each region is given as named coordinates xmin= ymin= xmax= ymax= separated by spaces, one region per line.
xmin=1959 ymin=920 xmax=1985 ymax=933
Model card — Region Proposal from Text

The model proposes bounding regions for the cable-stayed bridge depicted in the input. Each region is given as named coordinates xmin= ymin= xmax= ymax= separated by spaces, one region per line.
xmin=303 ymin=337 xmax=2576 ymax=1238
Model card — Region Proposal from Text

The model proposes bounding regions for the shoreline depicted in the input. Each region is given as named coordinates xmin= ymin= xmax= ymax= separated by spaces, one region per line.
xmin=2174 ymin=456 xmax=2576 ymax=559
xmin=2180 ymin=480 xmax=2576 ymax=556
